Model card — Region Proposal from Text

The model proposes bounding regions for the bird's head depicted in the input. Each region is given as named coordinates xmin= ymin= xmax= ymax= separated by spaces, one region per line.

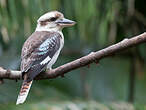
xmin=36 ymin=11 xmax=76 ymax=31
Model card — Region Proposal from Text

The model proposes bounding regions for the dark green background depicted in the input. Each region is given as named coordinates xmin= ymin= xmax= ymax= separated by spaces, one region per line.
xmin=0 ymin=0 xmax=146 ymax=109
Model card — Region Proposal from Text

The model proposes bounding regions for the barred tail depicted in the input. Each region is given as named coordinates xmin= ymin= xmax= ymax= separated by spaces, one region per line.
xmin=16 ymin=80 xmax=33 ymax=105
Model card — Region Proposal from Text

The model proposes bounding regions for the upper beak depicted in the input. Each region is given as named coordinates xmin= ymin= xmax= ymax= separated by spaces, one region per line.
xmin=55 ymin=18 xmax=76 ymax=27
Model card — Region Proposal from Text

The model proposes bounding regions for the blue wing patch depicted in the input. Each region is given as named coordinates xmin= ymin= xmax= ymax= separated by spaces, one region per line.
xmin=21 ymin=32 xmax=61 ymax=82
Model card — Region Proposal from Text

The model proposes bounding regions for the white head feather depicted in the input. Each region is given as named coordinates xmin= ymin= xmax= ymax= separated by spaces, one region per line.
xmin=35 ymin=11 xmax=75 ymax=32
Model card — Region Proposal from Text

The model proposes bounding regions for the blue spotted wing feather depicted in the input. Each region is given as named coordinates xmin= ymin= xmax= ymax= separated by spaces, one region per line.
xmin=21 ymin=31 xmax=61 ymax=82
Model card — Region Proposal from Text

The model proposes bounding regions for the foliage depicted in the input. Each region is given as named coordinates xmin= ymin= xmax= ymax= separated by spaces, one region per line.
xmin=0 ymin=0 xmax=146 ymax=109
xmin=0 ymin=0 xmax=145 ymax=47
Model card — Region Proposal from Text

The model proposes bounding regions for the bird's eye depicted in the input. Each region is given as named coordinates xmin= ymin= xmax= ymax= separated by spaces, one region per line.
xmin=49 ymin=17 xmax=57 ymax=21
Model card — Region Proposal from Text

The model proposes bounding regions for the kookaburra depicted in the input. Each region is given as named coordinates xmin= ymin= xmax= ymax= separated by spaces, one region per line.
xmin=16 ymin=11 xmax=76 ymax=105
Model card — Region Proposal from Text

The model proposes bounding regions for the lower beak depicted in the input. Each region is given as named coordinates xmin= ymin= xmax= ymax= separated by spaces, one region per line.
xmin=55 ymin=18 xmax=76 ymax=27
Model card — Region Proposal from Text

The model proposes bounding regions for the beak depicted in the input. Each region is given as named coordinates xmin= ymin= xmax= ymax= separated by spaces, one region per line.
xmin=55 ymin=18 xmax=76 ymax=27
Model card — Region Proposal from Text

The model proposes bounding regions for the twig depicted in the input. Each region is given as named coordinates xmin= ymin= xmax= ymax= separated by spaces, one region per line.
xmin=0 ymin=32 xmax=146 ymax=80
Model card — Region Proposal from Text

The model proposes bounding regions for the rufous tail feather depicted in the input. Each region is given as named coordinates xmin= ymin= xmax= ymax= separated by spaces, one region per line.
xmin=16 ymin=80 xmax=33 ymax=105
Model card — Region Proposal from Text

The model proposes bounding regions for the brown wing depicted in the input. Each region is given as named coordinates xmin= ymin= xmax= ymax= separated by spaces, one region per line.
xmin=21 ymin=31 xmax=61 ymax=82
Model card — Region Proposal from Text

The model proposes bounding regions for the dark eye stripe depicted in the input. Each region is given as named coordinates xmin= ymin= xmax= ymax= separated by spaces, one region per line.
xmin=42 ymin=17 xmax=58 ymax=23
xmin=40 ymin=17 xmax=58 ymax=25
xmin=49 ymin=17 xmax=57 ymax=21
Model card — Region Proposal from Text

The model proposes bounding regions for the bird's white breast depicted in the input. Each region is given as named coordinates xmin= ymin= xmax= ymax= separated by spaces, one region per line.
xmin=47 ymin=31 xmax=64 ymax=69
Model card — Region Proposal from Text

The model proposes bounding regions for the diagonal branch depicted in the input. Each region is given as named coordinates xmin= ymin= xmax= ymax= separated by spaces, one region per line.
xmin=0 ymin=32 xmax=146 ymax=80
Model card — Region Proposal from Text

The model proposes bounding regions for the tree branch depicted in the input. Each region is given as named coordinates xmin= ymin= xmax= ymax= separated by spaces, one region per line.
xmin=0 ymin=32 xmax=146 ymax=80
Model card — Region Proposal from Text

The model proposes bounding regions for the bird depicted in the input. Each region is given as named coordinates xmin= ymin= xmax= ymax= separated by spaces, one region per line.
xmin=16 ymin=11 xmax=76 ymax=105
